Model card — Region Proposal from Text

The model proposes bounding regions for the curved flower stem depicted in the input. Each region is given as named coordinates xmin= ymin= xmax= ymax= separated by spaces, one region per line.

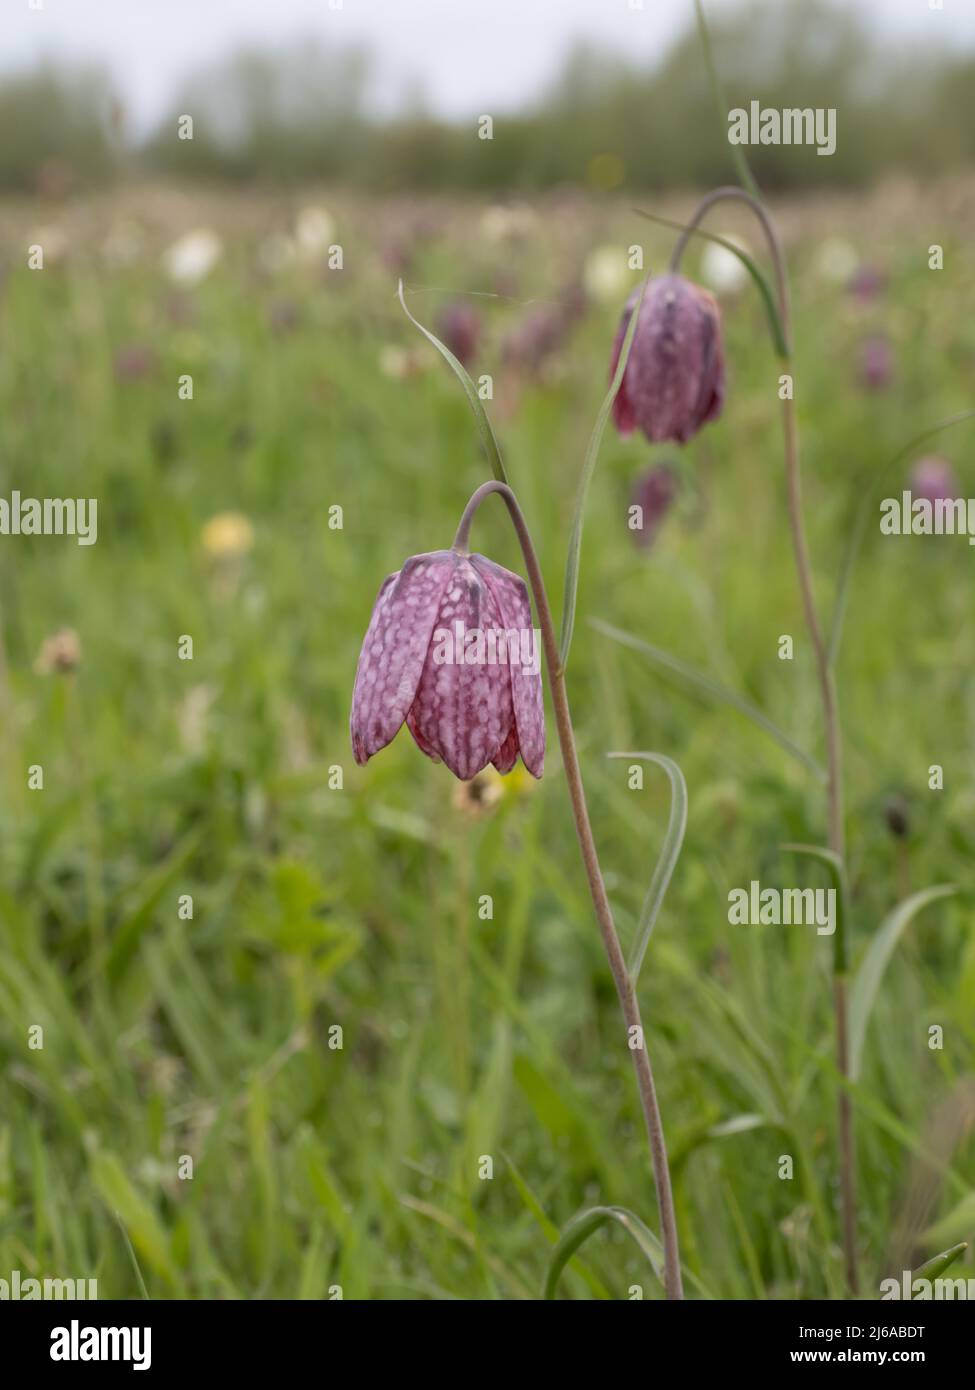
xmin=454 ymin=480 xmax=684 ymax=1301
xmin=673 ymin=188 xmax=856 ymax=1293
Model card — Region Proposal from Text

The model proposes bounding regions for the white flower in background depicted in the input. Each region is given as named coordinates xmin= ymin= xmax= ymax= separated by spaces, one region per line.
xmin=295 ymin=206 xmax=335 ymax=261
xmin=163 ymin=229 xmax=223 ymax=285
xmin=480 ymin=203 xmax=537 ymax=243
xmin=812 ymin=236 xmax=858 ymax=284
xmin=583 ymin=244 xmax=631 ymax=302
xmin=700 ymin=234 xmax=750 ymax=295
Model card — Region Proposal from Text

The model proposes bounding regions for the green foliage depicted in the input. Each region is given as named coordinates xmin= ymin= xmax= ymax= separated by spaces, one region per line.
xmin=0 ymin=177 xmax=972 ymax=1299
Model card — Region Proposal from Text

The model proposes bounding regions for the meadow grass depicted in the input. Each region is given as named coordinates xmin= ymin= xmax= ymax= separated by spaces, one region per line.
xmin=0 ymin=181 xmax=972 ymax=1298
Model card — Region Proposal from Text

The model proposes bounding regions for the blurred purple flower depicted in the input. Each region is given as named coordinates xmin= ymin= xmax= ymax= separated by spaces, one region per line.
xmin=631 ymin=464 xmax=678 ymax=548
xmin=910 ymin=454 xmax=959 ymax=504
xmin=113 ymin=344 xmax=155 ymax=382
xmin=858 ymin=334 xmax=894 ymax=391
xmin=610 ymin=274 xmax=725 ymax=445
xmin=437 ymin=300 xmax=480 ymax=368
xmin=351 ymin=550 xmax=544 ymax=781
xmin=846 ymin=264 xmax=887 ymax=303
xmin=503 ymin=305 xmax=566 ymax=376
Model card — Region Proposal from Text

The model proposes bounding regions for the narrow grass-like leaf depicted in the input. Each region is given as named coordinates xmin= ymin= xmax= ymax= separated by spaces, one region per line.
xmin=828 ymin=409 xmax=975 ymax=667
xmin=694 ymin=0 xmax=760 ymax=199
xmin=913 ymin=1242 xmax=968 ymax=1285
xmin=850 ymin=885 xmax=958 ymax=1080
xmin=502 ymin=1152 xmax=610 ymax=1300
xmin=922 ymin=1196 xmax=975 ymax=1250
xmin=781 ymin=842 xmax=849 ymax=974
xmin=558 ymin=275 xmax=648 ymax=670
xmin=113 ymin=1209 xmax=150 ymax=1300
xmin=632 ymin=208 xmax=787 ymax=358
xmin=592 ymin=617 xmax=824 ymax=779
xmin=91 ymin=1152 xmax=178 ymax=1288
xmin=397 ymin=280 xmax=508 ymax=484
xmin=543 ymin=1204 xmax=664 ymax=1299
xmin=606 ymin=751 xmax=687 ymax=981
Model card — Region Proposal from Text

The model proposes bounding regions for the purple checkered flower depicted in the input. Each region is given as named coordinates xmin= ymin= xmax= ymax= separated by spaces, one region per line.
xmin=351 ymin=549 xmax=544 ymax=781
xmin=610 ymin=274 xmax=725 ymax=445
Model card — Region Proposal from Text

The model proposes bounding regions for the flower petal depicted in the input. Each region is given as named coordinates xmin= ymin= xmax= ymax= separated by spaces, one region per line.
xmin=491 ymin=724 xmax=520 ymax=774
xmin=409 ymin=556 xmax=517 ymax=780
xmin=470 ymin=554 xmax=544 ymax=778
xmin=350 ymin=551 xmax=457 ymax=764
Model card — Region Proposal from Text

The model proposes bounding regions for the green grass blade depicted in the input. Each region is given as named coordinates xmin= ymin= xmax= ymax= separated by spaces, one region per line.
xmin=91 ymin=1152 xmax=178 ymax=1289
xmin=558 ymin=275 xmax=648 ymax=670
xmin=923 ymin=1197 xmax=975 ymax=1251
xmin=632 ymin=208 xmax=787 ymax=358
xmin=543 ymin=1204 xmax=664 ymax=1299
xmin=828 ymin=409 xmax=975 ymax=667
xmin=850 ymin=885 xmax=958 ymax=1081
xmin=113 ymin=1210 xmax=150 ymax=1300
xmin=606 ymin=752 xmax=687 ymax=981
xmin=913 ymin=1242 xmax=968 ymax=1285
xmin=694 ymin=0 xmax=760 ymax=199
xmin=592 ymin=617 xmax=824 ymax=779
xmin=397 ymin=280 xmax=508 ymax=484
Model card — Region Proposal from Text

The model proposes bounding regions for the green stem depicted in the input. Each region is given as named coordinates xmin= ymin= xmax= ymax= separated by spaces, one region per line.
xmin=673 ymin=189 xmax=856 ymax=1293
xmin=454 ymin=480 xmax=683 ymax=1301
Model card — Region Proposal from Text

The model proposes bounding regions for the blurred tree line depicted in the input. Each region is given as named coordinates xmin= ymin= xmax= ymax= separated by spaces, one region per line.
xmin=2 ymin=1 xmax=973 ymax=196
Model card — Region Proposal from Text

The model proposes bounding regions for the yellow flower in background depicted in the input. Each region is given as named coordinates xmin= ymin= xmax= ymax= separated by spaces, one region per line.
xmin=201 ymin=512 xmax=254 ymax=559
xmin=451 ymin=763 xmax=538 ymax=821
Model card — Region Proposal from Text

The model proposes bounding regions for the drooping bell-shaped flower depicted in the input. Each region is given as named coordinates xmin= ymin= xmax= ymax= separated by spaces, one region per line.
xmin=351 ymin=550 xmax=544 ymax=780
xmin=610 ymin=274 xmax=725 ymax=445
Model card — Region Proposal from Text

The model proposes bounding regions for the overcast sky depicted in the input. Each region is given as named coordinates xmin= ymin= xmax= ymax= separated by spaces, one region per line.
xmin=5 ymin=0 xmax=973 ymax=133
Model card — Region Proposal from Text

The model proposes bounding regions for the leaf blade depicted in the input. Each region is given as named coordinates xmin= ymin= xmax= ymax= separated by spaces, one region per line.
xmin=558 ymin=275 xmax=648 ymax=670
xmin=543 ymin=1204 xmax=664 ymax=1299
xmin=606 ymin=751 xmax=688 ymax=980
xmin=850 ymin=885 xmax=957 ymax=1080
xmin=397 ymin=280 xmax=508 ymax=484
xmin=592 ymin=617 xmax=824 ymax=779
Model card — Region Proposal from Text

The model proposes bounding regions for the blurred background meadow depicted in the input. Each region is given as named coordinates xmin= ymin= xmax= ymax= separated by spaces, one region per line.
xmin=0 ymin=0 xmax=973 ymax=1300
